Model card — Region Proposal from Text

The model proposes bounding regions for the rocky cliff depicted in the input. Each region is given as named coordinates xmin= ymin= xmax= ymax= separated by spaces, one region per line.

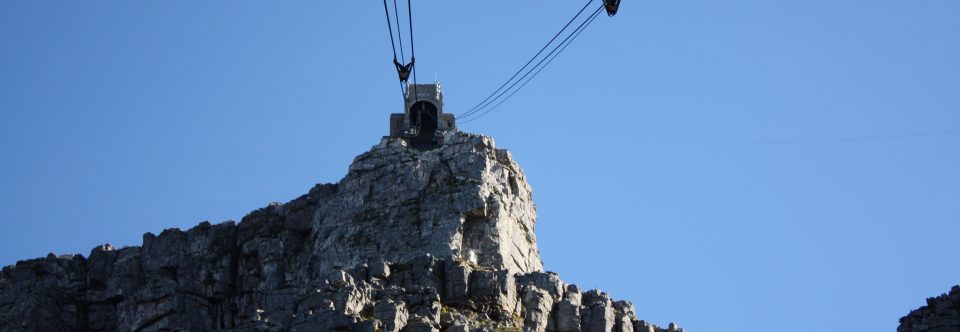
xmin=899 ymin=286 xmax=960 ymax=332
xmin=0 ymin=132 xmax=680 ymax=332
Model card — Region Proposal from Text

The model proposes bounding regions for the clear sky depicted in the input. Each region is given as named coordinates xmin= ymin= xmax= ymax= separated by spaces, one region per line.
xmin=1 ymin=1 xmax=958 ymax=331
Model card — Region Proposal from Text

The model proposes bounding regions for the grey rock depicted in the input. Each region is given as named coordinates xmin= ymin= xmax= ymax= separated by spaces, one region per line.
xmin=375 ymin=299 xmax=410 ymax=332
xmin=440 ymin=311 xmax=470 ymax=332
xmin=289 ymin=306 xmax=357 ymax=332
xmin=370 ymin=259 xmax=392 ymax=280
xmin=517 ymin=271 xmax=566 ymax=301
xmin=613 ymin=301 xmax=637 ymax=332
xmin=404 ymin=314 xmax=441 ymax=332
xmin=327 ymin=269 xmax=356 ymax=288
xmin=354 ymin=320 xmax=380 ymax=332
xmin=521 ymin=284 xmax=555 ymax=332
xmin=899 ymin=285 xmax=960 ymax=332
xmin=405 ymin=286 xmax=443 ymax=326
xmin=470 ymin=269 xmax=519 ymax=319
xmin=336 ymin=284 xmax=371 ymax=316
xmin=444 ymin=325 xmax=471 ymax=332
xmin=445 ymin=260 xmax=472 ymax=304
xmin=391 ymin=254 xmax=444 ymax=293
xmin=0 ymin=133 xmax=678 ymax=331
xmin=581 ymin=290 xmax=616 ymax=332
xmin=325 ymin=134 xmax=542 ymax=275
xmin=633 ymin=320 xmax=657 ymax=332
xmin=0 ymin=255 xmax=86 ymax=332
xmin=551 ymin=284 xmax=584 ymax=332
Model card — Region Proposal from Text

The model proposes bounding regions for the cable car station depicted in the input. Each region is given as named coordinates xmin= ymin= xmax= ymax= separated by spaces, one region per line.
xmin=388 ymin=83 xmax=457 ymax=149
xmin=381 ymin=0 xmax=620 ymax=149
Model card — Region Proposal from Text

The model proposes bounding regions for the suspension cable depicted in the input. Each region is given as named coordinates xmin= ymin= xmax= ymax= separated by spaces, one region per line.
xmin=460 ymin=5 xmax=605 ymax=123
xmin=392 ymin=0 xmax=405 ymax=61
xmin=461 ymin=6 xmax=604 ymax=123
xmin=381 ymin=0 xmax=399 ymax=62
xmin=382 ymin=0 xmax=420 ymax=101
xmin=463 ymin=5 xmax=603 ymax=121
xmin=458 ymin=0 xmax=595 ymax=120
xmin=407 ymin=0 xmax=418 ymax=102
xmin=382 ymin=0 xmax=405 ymax=99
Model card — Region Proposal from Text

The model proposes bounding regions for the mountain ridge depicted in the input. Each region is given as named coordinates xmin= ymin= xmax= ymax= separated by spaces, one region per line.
xmin=0 ymin=132 xmax=681 ymax=332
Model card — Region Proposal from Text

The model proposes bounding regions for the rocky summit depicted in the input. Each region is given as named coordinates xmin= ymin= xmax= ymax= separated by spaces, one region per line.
xmin=0 ymin=132 xmax=681 ymax=332
xmin=899 ymin=285 xmax=960 ymax=332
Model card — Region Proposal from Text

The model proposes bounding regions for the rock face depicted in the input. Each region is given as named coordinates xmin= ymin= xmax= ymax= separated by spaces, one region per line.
xmin=0 ymin=132 xmax=680 ymax=331
xmin=899 ymin=285 xmax=960 ymax=332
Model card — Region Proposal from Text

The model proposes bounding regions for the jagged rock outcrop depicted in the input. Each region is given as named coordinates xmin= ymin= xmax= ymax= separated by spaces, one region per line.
xmin=0 ymin=132 xmax=680 ymax=331
xmin=899 ymin=285 xmax=960 ymax=332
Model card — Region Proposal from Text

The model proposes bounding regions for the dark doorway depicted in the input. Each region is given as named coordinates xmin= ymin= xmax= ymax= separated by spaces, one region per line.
xmin=409 ymin=101 xmax=439 ymax=148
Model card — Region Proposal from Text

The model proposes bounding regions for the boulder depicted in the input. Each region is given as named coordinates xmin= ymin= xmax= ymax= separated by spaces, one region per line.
xmin=551 ymin=284 xmax=584 ymax=332
xmin=470 ymin=270 xmax=519 ymax=319
xmin=581 ymin=290 xmax=615 ymax=332
xmin=521 ymin=284 xmax=555 ymax=332
xmin=375 ymin=300 xmax=410 ymax=332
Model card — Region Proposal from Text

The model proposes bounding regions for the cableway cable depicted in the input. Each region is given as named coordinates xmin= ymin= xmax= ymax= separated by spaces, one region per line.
xmin=381 ymin=0 xmax=400 ymax=64
xmin=382 ymin=0 xmax=404 ymax=98
xmin=460 ymin=5 xmax=605 ymax=123
xmin=460 ymin=6 xmax=604 ymax=123
xmin=382 ymin=0 xmax=419 ymax=100
xmin=393 ymin=0 xmax=405 ymax=61
xmin=458 ymin=0 xmax=596 ymax=120
xmin=407 ymin=0 xmax=419 ymax=102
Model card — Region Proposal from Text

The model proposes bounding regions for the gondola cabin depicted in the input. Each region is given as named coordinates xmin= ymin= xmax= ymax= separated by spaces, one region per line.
xmin=388 ymin=82 xmax=457 ymax=149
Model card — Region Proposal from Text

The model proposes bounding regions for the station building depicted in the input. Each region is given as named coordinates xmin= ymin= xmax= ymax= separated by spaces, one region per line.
xmin=388 ymin=82 xmax=457 ymax=149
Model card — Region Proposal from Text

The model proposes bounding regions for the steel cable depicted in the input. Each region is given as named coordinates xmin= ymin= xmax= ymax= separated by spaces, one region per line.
xmin=381 ymin=0 xmax=408 ymax=99
xmin=458 ymin=0 xmax=596 ymax=119
xmin=407 ymin=0 xmax=418 ymax=101
xmin=392 ymin=0 xmax=405 ymax=61
xmin=460 ymin=5 xmax=604 ymax=123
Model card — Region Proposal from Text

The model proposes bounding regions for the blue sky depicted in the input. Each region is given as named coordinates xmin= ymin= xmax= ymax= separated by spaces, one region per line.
xmin=1 ymin=1 xmax=958 ymax=331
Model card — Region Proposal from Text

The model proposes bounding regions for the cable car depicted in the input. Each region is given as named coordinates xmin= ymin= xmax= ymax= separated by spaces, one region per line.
xmin=604 ymin=0 xmax=621 ymax=16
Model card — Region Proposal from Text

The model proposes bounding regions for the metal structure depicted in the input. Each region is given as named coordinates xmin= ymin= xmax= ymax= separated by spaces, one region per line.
xmin=382 ymin=0 xmax=418 ymax=96
xmin=456 ymin=0 xmax=619 ymax=123
xmin=379 ymin=0 xmax=622 ymax=130
xmin=604 ymin=0 xmax=621 ymax=16
xmin=388 ymin=82 xmax=457 ymax=149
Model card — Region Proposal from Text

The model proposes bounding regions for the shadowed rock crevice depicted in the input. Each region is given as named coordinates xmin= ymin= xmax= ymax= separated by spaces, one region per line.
xmin=461 ymin=208 xmax=493 ymax=268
